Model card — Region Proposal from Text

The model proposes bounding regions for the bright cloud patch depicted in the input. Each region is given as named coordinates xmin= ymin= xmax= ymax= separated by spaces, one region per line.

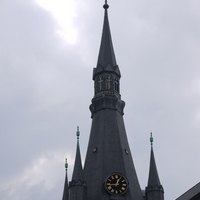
xmin=36 ymin=0 xmax=77 ymax=43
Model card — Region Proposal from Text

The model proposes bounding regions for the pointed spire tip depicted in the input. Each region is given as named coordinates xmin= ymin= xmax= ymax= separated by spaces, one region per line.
xmin=65 ymin=158 xmax=68 ymax=171
xmin=150 ymin=132 xmax=153 ymax=146
xmin=76 ymin=126 xmax=80 ymax=139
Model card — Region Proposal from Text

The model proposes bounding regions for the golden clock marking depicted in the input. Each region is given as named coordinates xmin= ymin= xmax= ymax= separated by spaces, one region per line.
xmin=105 ymin=173 xmax=128 ymax=195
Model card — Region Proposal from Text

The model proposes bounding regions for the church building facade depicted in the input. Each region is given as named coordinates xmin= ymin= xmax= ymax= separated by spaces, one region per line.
xmin=62 ymin=2 xmax=164 ymax=200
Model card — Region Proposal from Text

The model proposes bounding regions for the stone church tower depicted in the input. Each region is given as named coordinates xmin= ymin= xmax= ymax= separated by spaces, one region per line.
xmin=62 ymin=2 xmax=164 ymax=200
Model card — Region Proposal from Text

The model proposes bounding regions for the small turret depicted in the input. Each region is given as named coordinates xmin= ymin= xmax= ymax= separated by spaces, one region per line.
xmin=69 ymin=127 xmax=87 ymax=200
xmin=62 ymin=159 xmax=69 ymax=200
xmin=71 ymin=126 xmax=83 ymax=181
xmin=145 ymin=133 xmax=164 ymax=200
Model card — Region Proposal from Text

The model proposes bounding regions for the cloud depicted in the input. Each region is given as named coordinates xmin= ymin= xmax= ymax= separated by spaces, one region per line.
xmin=36 ymin=0 xmax=78 ymax=43
xmin=0 ymin=151 xmax=74 ymax=200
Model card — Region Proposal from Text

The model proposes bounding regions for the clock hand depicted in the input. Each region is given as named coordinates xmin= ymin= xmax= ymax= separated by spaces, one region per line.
xmin=115 ymin=178 xmax=120 ymax=186
xmin=107 ymin=183 xmax=117 ymax=186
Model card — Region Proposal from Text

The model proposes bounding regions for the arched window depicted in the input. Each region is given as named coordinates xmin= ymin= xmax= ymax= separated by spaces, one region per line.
xmin=98 ymin=75 xmax=103 ymax=91
xmin=106 ymin=74 xmax=112 ymax=90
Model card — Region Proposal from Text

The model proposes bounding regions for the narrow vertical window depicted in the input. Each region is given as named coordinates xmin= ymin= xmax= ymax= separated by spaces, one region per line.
xmin=115 ymin=79 xmax=119 ymax=92
xmin=98 ymin=76 xmax=103 ymax=91
xmin=106 ymin=74 xmax=112 ymax=90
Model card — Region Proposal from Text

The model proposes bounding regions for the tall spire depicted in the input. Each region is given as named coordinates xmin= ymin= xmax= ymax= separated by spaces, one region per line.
xmin=62 ymin=159 xmax=69 ymax=200
xmin=90 ymin=3 xmax=123 ymax=115
xmin=93 ymin=1 xmax=120 ymax=80
xmin=84 ymin=4 xmax=143 ymax=200
xmin=146 ymin=133 xmax=164 ymax=200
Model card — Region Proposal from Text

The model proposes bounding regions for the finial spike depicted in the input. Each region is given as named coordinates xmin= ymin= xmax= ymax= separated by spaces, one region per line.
xmin=76 ymin=126 xmax=80 ymax=139
xmin=65 ymin=158 xmax=68 ymax=171
xmin=150 ymin=132 xmax=153 ymax=145
xmin=103 ymin=0 xmax=109 ymax=9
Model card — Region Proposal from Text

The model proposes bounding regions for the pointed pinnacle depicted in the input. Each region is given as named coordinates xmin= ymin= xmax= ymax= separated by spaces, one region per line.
xmin=76 ymin=126 xmax=80 ymax=140
xmin=65 ymin=158 xmax=68 ymax=171
xmin=150 ymin=132 xmax=153 ymax=146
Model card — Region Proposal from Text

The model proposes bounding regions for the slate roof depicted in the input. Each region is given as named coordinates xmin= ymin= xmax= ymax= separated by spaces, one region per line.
xmin=145 ymin=135 xmax=164 ymax=200
xmin=147 ymin=145 xmax=161 ymax=187
xmin=93 ymin=3 xmax=120 ymax=80
xmin=176 ymin=183 xmax=200 ymax=200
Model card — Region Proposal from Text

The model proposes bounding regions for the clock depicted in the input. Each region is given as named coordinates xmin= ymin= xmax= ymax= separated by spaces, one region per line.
xmin=105 ymin=173 xmax=128 ymax=195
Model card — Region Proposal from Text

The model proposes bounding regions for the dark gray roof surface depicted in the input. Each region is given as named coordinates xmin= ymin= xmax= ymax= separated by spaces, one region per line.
xmin=62 ymin=170 xmax=69 ymax=200
xmin=176 ymin=182 xmax=200 ymax=200
xmin=93 ymin=5 xmax=120 ymax=79
xmin=84 ymin=108 xmax=144 ymax=200
xmin=147 ymin=145 xmax=161 ymax=187
xmin=71 ymin=139 xmax=83 ymax=181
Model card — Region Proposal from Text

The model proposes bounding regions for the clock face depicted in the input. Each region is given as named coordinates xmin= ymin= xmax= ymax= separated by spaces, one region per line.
xmin=105 ymin=173 xmax=128 ymax=195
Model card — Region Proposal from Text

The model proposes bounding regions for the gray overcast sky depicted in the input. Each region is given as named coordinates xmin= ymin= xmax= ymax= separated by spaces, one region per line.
xmin=0 ymin=0 xmax=200 ymax=199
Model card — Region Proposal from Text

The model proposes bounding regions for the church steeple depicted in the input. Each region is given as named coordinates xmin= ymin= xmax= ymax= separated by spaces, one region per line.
xmin=61 ymin=2 xmax=165 ymax=200
xmin=84 ymin=3 xmax=143 ymax=200
xmin=145 ymin=133 xmax=164 ymax=200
